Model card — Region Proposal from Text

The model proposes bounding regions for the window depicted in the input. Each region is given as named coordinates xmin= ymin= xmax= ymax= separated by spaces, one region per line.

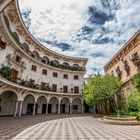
xmin=41 ymin=82 xmax=46 ymax=89
xmin=74 ymin=86 xmax=79 ymax=93
xmin=31 ymin=65 xmax=37 ymax=72
xmin=124 ymin=60 xmax=130 ymax=76
xmin=63 ymin=74 xmax=68 ymax=79
xmin=42 ymin=69 xmax=47 ymax=75
xmin=12 ymin=69 xmax=19 ymax=80
xmin=116 ymin=66 xmax=121 ymax=73
xmin=126 ymin=69 xmax=130 ymax=76
xmin=74 ymin=75 xmax=79 ymax=80
xmin=133 ymin=52 xmax=139 ymax=61
xmin=116 ymin=66 xmax=122 ymax=79
xmin=124 ymin=60 xmax=129 ymax=67
xmin=53 ymin=72 xmax=58 ymax=77
xmin=63 ymin=86 xmax=68 ymax=93
xmin=16 ymin=55 xmax=21 ymax=63
xmin=30 ymin=79 xmax=35 ymax=87
xmin=52 ymin=84 xmax=57 ymax=92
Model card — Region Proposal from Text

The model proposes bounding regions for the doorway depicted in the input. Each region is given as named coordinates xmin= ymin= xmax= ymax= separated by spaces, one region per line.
xmin=42 ymin=104 xmax=46 ymax=114
xmin=61 ymin=104 xmax=65 ymax=113
xmin=48 ymin=104 xmax=52 ymax=113
xmin=26 ymin=103 xmax=34 ymax=114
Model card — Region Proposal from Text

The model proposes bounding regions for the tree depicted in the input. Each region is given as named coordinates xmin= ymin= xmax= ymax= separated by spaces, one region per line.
xmin=132 ymin=73 xmax=140 ymax=91
xmin=84 ymin=75 xmax=121 ymax=114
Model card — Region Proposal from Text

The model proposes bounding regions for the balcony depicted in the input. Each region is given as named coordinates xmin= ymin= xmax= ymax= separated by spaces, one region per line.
xmin=49 ymin=60 xmax=85 ymax=71
xmin=6 ymin=54 xmax=26 ymax=69
xmin=132 ymin=56 xmax=140 ymax=64
xmin=0 ymin=65 xmax=82 ymax=95
xmin=116 ymin=67 xmax=122 ymax=79
xmin=0 ymin=68 xmax=51 ymax=92
xmin=10 ymin=30 xmax=85 ymax=72
xmin=20 ymin=47 xmax=86 ymax=71
xmin=0 ymin=76 xmax=82 ymax=96
xmin=124 ymin=64 xmax=130 ymax=71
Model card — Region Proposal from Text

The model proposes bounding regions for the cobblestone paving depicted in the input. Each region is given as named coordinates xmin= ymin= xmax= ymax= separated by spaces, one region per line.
xmin=0 ymin=114 xmax=140 ymax=140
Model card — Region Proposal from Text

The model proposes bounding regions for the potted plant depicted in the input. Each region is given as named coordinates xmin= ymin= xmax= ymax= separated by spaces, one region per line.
xmin=0 ymin=65 xmax=12 ymax=79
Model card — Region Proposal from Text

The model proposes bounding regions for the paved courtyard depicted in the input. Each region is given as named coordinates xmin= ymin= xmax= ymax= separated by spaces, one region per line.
xmin=0 ymin=114 xmax=140 ymax=140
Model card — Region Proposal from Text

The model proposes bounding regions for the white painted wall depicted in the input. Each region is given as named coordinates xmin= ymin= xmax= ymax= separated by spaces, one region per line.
xmin=36 ymin=96 xmax=47 ymax=114
xmin=22 ymin=95 xmax=35 ymax=114
xmin=49 ymin=97 xmax=59 ymax=113
xmin=72 ymin=98 xmax=82 ymax=113
xmin=61 ymin=98 xmax=70 ymax=113
xmin=0 ymin=91 xmax=17 ymax=116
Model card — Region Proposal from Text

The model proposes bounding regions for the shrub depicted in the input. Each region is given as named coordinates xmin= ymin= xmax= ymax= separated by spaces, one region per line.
xmin=132 ymin=73 xmax=140 ymax=91
xmin=0 ymin=64 xmax=12 ymax=78
xmin=125 ymin=90 xmax=140 ymax=113
xmin=127 ymin=112 xmax=140 ymax=120
xmin=136 ymin=112 xmax=140 ymax=120
xmin=128 ymin=112 xmax=138 ymax=117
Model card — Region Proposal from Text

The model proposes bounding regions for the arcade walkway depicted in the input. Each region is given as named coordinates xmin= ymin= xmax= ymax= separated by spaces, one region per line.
xmin=0 ymin=114 xmax=140 ymax=140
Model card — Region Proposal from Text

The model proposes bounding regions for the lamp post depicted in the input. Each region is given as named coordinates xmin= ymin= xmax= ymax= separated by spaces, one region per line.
xmin=60 ymin=88 xmax=63 ymax=93
xmin=71 ymin=88 xmax=73 ymax=93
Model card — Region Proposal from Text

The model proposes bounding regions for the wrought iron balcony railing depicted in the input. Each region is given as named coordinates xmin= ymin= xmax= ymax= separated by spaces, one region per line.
xmin=132 ymin=56 xmax=140 ymax=64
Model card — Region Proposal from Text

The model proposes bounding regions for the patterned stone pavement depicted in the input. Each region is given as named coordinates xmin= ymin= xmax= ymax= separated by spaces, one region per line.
xmin=0 ymin=114 xmax=140 ymax=140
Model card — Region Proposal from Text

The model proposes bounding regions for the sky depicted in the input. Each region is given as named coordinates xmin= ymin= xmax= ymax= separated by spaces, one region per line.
xmin=19 ymin=0 xmax=140 ymax=76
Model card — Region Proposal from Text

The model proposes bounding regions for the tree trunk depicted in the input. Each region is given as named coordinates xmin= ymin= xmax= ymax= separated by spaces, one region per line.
xmin=101 ymin=103 xmax=106 ymax=115
xmin=106 ymin=102 xmax=110 ymax=114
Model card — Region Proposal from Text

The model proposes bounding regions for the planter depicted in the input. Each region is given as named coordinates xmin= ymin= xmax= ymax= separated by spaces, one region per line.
xmin=100 ymin=115 xmax=140 ymax=125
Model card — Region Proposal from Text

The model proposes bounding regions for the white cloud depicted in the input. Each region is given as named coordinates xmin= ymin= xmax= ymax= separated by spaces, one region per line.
xmin=19 ymin=0 xmax=140 ymax=77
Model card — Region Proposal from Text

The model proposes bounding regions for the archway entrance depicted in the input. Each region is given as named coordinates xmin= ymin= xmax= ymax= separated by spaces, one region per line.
xmin=36 ymin=96 xmax=47 ymax=114
xmin=60 ymin=98 xmax=70 ymax=113
xmin=0 ymin=91 xmax=17 ymax=116
xmin=72 ymin=98 xmax=82 ymax=113
xmin=22 ymin=94 xmax=35 ymax=115
xmin=48 ymin=97 xmax=59 ymax=114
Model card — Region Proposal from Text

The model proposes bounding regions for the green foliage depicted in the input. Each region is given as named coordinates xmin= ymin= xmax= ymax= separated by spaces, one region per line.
xmin=125 ymin=90 xmax=140 ymax=113
xmin=132 ymin=73 xmax=140 ymax=91
xmin=84 ymin=75 xmax=121 ymax=107
xmin=128 ymin=112 xmax=140 ymax=120
xmin=136 ymin=112 xmax=140 ymax=120
xmin=0 ymin=64 xmax=12 ymax=78
xmin=84 ymin=83 xmax=95 ymax=106
xmin=128 ymin=112 xmax=138 ymax=117
xmin=108 ymin=110 xmax=126 ymax=116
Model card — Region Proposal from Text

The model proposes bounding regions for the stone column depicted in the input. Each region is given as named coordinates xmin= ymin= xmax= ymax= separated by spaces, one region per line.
xmin=70 ymin=103 xmax=72 ymax=114
xmin=14 ymin=101 xmax=18 ymax=117
xmin=58 ymin=103 xmax=60 ymax=114
xmin=46 ymin=103 xmax=48 ymax=114
xmin=18 ymin=101 xmax=23 ymax=117
xmin=33 ymin=102 xmax=36 ymax=116
xmin=81 ymin=101 xmax=84 ymax=114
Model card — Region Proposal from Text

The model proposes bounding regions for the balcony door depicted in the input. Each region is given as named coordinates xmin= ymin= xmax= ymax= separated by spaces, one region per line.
xmin=12 ymin=69 xmax=19 ymax=80
xmin=63 ymin=86 xmax=68 ymax=93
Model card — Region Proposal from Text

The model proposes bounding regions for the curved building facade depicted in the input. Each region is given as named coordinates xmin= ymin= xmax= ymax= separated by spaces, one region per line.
xmin=0 ymin=0 xmax=88 ymax=116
